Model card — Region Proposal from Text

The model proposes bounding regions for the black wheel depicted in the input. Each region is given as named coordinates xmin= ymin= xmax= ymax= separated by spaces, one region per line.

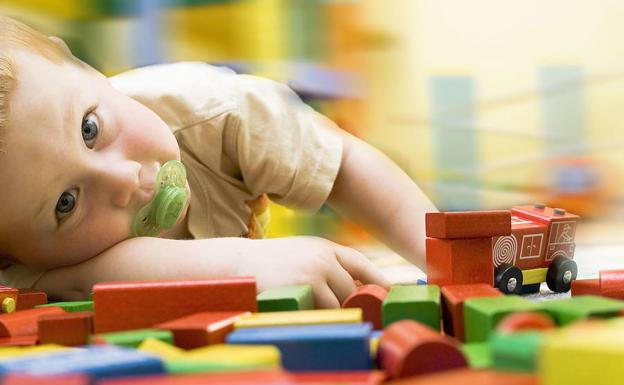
xmin=495 ymin=263 xmax=523 ymax=295
xmin=546 ymin=256 xmax=577 ymax=293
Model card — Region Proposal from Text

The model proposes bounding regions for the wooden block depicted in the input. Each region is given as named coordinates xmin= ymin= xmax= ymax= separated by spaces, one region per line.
xmin=571 ymin=278 xmax=600 ymax=296
xmin=138 ymin=338 xmax=185 ymax=361
xmin=38 ymin=311 xmax=93 ymax=346
xmin=599 ymin=269 xmax=624 ymax=299
xmin=441 ymin=284 xmax=503 ymax=342
xmin=36 ymin=301 xmax=93 ymax=313
xmin=425 ymin=210 xmax=511 ymax=239
xmin=461 ymin=343 xmax=492 ymax=369
xmin=2 ymin=374 xmax=90 ymax=385
xmin=539 ymin=295 xmax=624 ymax=326
xmin=342 ymin=284 xmax=388 ymax=330
xmin=384 ymin=368 xmax=538 ymax=385
xmin=16 ymin=289 xmax=47 ymax=311
xmin=0 ymin=336 xmax=38 ymax=347
xmin=464 ymin=296 xmax=539 ymax=342
xmin=91 ymin=328 xmax=173 ymax=348
xmin=234 ymin=308 xmax=361 ymax=329
xmin=227 ymin=323 xmax=372 ymax=371
xmin=377 ymin=320 xmax=467 ymax=379
xmin=496 ymin=312 xmax=555 ymax=334
xmin=0 ymin=286 xmax=18 ymax=314
xmin=289 ymin=371 xmax=386 ymax=384
xmin=97 ymin=370 xmax=291 ymax=385
xmin=382 ymin=285 xmax=440 ymax=330
xmin=490 ymin=331 xmax=544 ymax=372
xmin=0 ymin=344 xmax=72 ymax=358
xmin=93 ymin=277 xmax=257 ymax=333
xmin=167 ymin=344 xmax=281 ymax=374
xmin=154 ymin=311 xmax=250 ymax=349
xmin=426 ymin=238 xmax=493 ymax=287
xmin=257 ymin=285 xmax=314 ymax=312
xmin=0 ymin=306 xmax=65 ymax=337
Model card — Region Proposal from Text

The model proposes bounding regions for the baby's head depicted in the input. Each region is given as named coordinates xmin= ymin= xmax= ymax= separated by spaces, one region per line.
xmin=0 ymin=16 xmax=188 ymax=270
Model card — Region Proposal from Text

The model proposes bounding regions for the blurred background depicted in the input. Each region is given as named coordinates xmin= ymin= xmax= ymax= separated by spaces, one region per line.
xmin=1 ymin=0 xmax=623 ymax=256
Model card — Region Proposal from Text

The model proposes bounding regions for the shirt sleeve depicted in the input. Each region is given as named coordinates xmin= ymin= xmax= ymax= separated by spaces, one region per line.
xmin=223 ymin=74 xmax=344 ymax=212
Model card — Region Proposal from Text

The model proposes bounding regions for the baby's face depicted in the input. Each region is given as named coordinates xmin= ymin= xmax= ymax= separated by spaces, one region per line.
xmin=0 ymin=50 xmax=189 ymax=269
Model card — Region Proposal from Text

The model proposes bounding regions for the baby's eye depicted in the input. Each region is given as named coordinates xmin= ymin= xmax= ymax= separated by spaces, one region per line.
xmin=82 ymin=112 xmax=99 ymax=148
xmin=56 ymin=189 xmax=77 ymax=220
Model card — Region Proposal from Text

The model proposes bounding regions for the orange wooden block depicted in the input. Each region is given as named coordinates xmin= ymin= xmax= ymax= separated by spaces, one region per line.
xmin=496 ymin=312 xmax=555 ymax=334
xmin=425 ymin=211 xmax=511 ymax=239
xmin=98 ymin=370 xmax=290 ymax=385
xmin=289 ymin=371 xmax=386 ymax=384
xmin=426 ymin=238 xmax=494 ymax=288
xmin=0 ymin=306 xmax=65 ymax=337
xmin=571 ymin=278 xmax=600 ymax=296
xmin=384 ymin=368 xmax=538 ymax=385
xmin=16 ymin=289 xmax=47 ymax=311
xmin=93 ymin=277 xmax=257 ymax=333
xmin=342 ymin=284 xmax=388 ymax=330
xmin=378 ymin=320 xmax=467 ymax=380
xmin=2 ymin=374 xmax=89 ymax=385
xmin=440 ymin=284 xmax=502 ymax=341
xmin=0 ymin=335 xmax=38 ymax=346
xmin=599 ymin=269 xmax=624 ymax=299
xmin=38 ymin=311 xmax=93 ymax=346
xmin=154 ymin=311 xmax=250 ymax=349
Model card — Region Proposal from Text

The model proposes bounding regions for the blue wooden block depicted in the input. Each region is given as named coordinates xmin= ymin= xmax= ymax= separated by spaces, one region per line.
xmin=0 ymin=345 xmax=165 ymax=380
xmin=226 ymin=322 xmax=372 ymax=371
xmin=417 ymin=279 xmax=428 ymax=285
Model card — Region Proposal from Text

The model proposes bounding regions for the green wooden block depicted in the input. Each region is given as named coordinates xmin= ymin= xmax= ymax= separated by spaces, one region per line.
xmin=490 ymin=331 xmax=544 ymax=372
xmin=91 ymin=328 xmax=173 ymax=348
xmin=539 ymin=295 xmax=624 ymax=326
xmin=464 ymin=296 xmax=539 ymax=343
xmin=165 ymin=360 xmax=268 ymax=374
xmin=36 ymin=301 xmax=93 ymax=312
xmin=257 ymin=285 xmax=314 ymax=312
xmin=382 ymin=285 xmax=440 ymax=330
xmin=461 ymin=342 xmax=492 ymax=369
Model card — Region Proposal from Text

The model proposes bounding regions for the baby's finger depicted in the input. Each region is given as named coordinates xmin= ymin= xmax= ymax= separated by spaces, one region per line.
xmin=335 ymin=246 xmax=392 ymax=289
xmin=313 ymin=283 xmax=340 ymax=309
xmin=326 ymin=261 xmax=357 ymax=305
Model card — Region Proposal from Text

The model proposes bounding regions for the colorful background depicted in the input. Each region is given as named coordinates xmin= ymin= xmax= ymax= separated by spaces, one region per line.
xmin=1 ymin=0 xmax=621 ymax=251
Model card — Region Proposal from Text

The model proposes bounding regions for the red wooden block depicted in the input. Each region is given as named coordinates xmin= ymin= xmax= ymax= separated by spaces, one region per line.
xmin=0 ymin=306 xmax=65 ymax=337
xmin=440 ymin=284 xmax=502 ymax=342
xmin=93 ymin=277 xmax=257 ymax=333
xmin=378 ymin=320 xmax=467 ymax=380
xmin=38 ymin=311 xmax=93 ymax=346
xmin=16 ymin=289 xmax=47 ymax=311
xmin=599 ymin=269 xmax=624 ymax=300
xmin=98 ymin=370 xmax=291 ymax=385
xmin=425 ymin=211 xmax=511 ymax=239
xmin=289 ymin=371 xmax=386 ymax=384
xmin=154 ymin=311 xmax=250 ymax=349
xmin=496 ymin=312 xmax=555 ymax=334
xmin=0 ymin=335 xmax=38 ymax=346
xmin=384 ymin=368 xmax=538 ymax=385
xmin=571 ymin=278 xmax=600 ymax=296
xmin=2 ymin=374 xmax=90 ymax=385
xmin=342 ymin=284 xmax=388 ymax=330
xmin=426 ymin=238 xmax=494 ymax=287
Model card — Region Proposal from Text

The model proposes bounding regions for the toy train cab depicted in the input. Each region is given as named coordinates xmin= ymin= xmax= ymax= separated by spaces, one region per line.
xmin=492 ymin=203 xmax=580 ymax=294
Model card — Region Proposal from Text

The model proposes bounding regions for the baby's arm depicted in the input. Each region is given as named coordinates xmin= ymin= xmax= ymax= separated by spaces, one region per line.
xmin=33 ymin=236 xmax=389 ymax=308
xmin=327 ymin=130 xmax=438 ymax=271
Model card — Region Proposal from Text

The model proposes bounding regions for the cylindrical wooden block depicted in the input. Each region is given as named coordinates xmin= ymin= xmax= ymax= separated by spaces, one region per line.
xmin=342 ymin=284 xmax=388 ymax=330
xmin=496 ymin=312 xmax=555 ymax=334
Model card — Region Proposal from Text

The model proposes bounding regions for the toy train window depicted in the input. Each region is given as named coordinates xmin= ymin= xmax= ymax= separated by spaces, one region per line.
xmin=519 ymin=234 xmax=543 ymax=259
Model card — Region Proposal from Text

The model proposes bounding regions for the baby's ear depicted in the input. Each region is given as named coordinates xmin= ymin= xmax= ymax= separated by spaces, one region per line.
xmin=48 ymin=36 xmax=72 ymax=56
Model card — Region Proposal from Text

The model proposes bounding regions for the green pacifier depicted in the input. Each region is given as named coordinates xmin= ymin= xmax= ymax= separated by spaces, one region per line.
xmin=131 ymin=160 xmax=189 ymax=237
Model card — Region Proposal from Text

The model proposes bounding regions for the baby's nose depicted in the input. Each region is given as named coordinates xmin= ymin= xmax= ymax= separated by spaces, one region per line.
xmin=96 ymin=160 xmax=141 ymax=208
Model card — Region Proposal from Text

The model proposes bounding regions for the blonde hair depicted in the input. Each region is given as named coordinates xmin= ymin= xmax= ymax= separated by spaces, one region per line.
xmin=0 ymin=15 xmax=80 ymax=151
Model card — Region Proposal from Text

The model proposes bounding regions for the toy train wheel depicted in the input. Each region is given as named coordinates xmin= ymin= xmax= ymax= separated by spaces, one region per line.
xmin=495 ymin=263 xmax=523 ymax=295
xmin=546 ymin=256 xmax=577 ymax=293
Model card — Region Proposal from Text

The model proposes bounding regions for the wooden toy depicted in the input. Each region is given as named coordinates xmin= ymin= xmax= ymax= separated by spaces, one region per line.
xmin=91 ymin=329 xmax=174 ymax=348
xmin=571 ymin=278 xmax=600 ymax=296
xmin=1 ymin=373 xmax=90 ymax=385
xmin=138 ymin=338 xmax=185 ymax=361
xmin=97 ymin=369 xmax=292 ymax=385
xmin=0 ymin=306 xmax=65 ymax=337
xmin=0 ymin=336 xmax=39 ymax=347
xmin=257 ymin=285 xmax=314 ymax=312
xmin=425 ymin=210 xmax=511 ymax=239
xmin=154 ymin=311 xmax=250 ymax=349
xmin=496 ymin=312 xmax=555 ymax=334
xmin=234 ymin=308 xmax=361 ymax=329
xmin=16 ymin=289 xmax=47 ymax=311
xmin=382 ymin=285 xmax=440 ymax=330
xmin=342 ymin=284 xmax=388 ymax=330
xmin=377 ymin=320 xmax=467 ymax=379
xmin=226 ymin=323 xmax=372 ymax=371
xmin=440 ymin=284 xmax=503 ymax=341
xmin=599 ymin=269 xmax=624 ymax=299
xmin=166 ymin=344 xmax=281 ymax=374
xmin=289 ymin=371 xmax=386 ymax=384
xmin=93 ymin=277 xmax=257 ymax=333
xmin=461 ymin=342 xmax=492 ymax=369
xmin=36 ymin=301 xmax=93 ymax=313
xmin=539 ymin=295 xmax=624 ymax=326
xmin=383 ymin=368 xmax=539 ymax=384
xmin=38 ymin=311 xmax=93 ymax=346
xmin=0 ymin=286 xmax=18 ymax=314
xmin=463 ymin=296 xmax=539 ymax=342
xmin=426 ymin=238 xmax=494 ymax=288
xmin=490 ymin=331 xmax=544 ymax=372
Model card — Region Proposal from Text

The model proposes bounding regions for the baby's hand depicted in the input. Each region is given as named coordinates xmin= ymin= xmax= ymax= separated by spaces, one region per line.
xmin=234 ymin=236 xmax=391 ymax=308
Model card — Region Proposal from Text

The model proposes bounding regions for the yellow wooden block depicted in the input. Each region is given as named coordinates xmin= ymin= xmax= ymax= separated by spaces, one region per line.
xmin=234 ymin=308 xmax=362 ymax=329
xmin=138 ymin=337 xmax=185 ymax=360
xmin=184 ymin=344 xmax=280 ymax=368
xmin=540 ymin=321 xmax=624 ymax=385
xmin=522 ymin=268 xmax=548 ymax=285
xmin=370 ymin=334 xmax=380 ymax=359
xmin=0 ymin=344 xmax=74 ymax=360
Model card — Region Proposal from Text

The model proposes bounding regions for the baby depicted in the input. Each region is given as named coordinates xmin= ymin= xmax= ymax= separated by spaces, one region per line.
xmin=0 ymin=16 xmax=437 ymax=308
